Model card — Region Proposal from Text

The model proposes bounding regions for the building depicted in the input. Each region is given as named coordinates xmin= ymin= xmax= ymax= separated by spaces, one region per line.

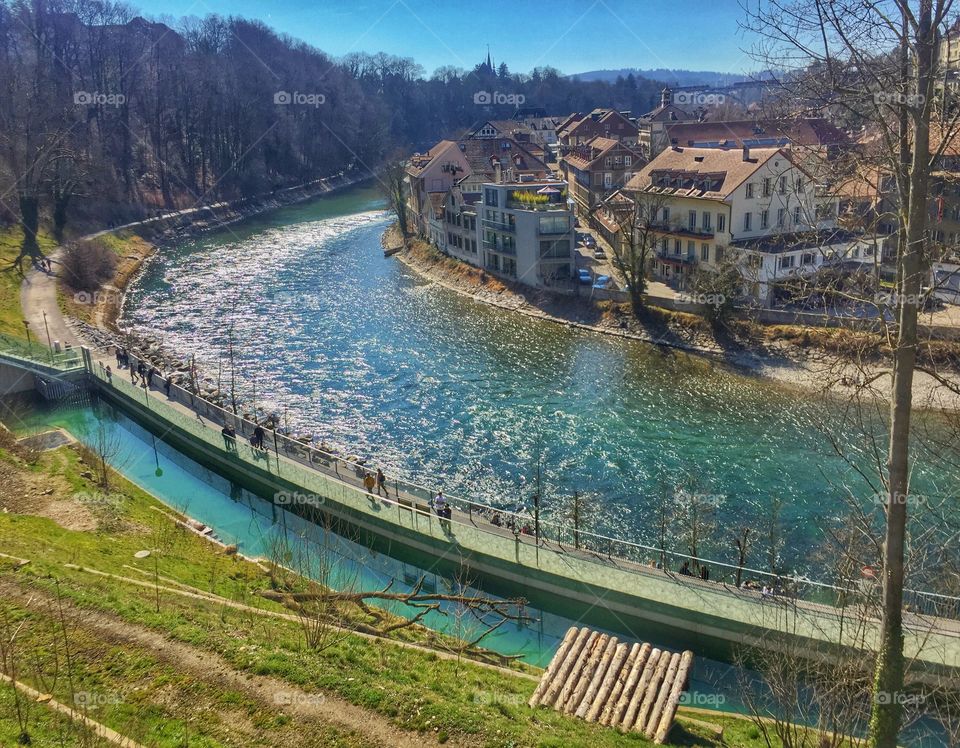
xmin=625 ymin=145 xmax=846 ymax=303
xmin=635 ymin=88 xmax=696 ymax=155
xmin=405 ymin=140 xmax=471 ymax=239
xmin=662 ymin=117 xmax=848 ymax=159
xmin=478 ymin=181 xmax=576 ymax=287
xmin=560 ymin=136 xmax=645 ymax=218
xmin=557 ymin=109 xmax=640 ymax=147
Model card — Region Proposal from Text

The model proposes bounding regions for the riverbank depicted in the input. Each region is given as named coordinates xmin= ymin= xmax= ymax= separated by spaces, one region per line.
xmin=384 ymin=225 xmax=960 ymax=411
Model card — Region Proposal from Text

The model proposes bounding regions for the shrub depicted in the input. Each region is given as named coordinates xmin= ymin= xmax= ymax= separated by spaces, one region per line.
xmin=60 ymin=238 xmax=118 ymax=293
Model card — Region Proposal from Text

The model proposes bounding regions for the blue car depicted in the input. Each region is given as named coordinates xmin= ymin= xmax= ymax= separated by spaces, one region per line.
xmin=593 ymin=274 xmax=611 ymax=289
xmin=577 ymin=268 xmax=592 ymax=285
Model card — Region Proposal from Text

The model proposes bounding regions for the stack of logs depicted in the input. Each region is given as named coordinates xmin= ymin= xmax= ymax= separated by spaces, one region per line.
xmin=528 ymin=627 xmax=694 ymax=744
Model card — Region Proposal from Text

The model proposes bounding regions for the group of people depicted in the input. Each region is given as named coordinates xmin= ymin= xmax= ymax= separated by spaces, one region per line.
xmin=678 ymin=560 xmax=710 ymax=581
xmin=362 ymin=468 xmax=389 ymax=497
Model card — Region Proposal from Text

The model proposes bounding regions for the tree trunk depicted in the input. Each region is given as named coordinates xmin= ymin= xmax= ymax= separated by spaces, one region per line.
xmin=18 ymin=193 xmax=41 ymax=263
xmin=869 ymin=5 xmax=933 ymax=746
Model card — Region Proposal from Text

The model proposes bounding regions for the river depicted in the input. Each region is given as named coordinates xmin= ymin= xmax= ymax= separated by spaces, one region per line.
xmin=119 ymin=184 xmax=955 ymax=578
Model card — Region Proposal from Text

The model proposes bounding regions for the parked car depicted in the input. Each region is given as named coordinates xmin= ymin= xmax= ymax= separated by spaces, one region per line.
xmin=577 ymin=268 xmax=592 ymax=285
xmin=593 ymin=275 xmax=612 ymax=289
xmin=582 ymin=234 xmax=597 ymax=249
xmin=593 ymin=249 xmax=606 ymax=260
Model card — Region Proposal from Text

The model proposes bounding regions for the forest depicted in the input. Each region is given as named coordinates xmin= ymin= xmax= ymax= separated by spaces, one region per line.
xmin=0 ymin=0 xmax=666 ymax=252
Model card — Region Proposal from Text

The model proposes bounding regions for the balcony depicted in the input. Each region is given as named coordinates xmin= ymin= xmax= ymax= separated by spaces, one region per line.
xmin=482 ymin=218 xmax=515 ymax=232
xmin=656 ymin=249 xmax=697 ymax=266
xmin=483 ymin=240 xmax=516 ymax=255
xmin=650 ymin=222 xmax=715 ymax=240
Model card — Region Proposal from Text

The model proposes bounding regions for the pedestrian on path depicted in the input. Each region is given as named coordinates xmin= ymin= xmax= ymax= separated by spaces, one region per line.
xmin=363 ymin=471 xmax=376 ymax=494
xmin=164 ymin=375 xmax=173 ymax=398
xmin=376 ymin=468 xmax=387 ymax=497
xmin=222 ymin=424 xmax=237 ymax=453
xmin=129 ymin=361 xmax=138 ymax=385
xmin=105 ymin=365 xmax=112 ymax=383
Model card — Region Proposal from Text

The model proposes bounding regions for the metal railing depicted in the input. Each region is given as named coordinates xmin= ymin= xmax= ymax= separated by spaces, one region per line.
xmin=0 ymin=331 xmax=84 ymax=371
xmin=89 ymin=349 xmax=960 ymax=624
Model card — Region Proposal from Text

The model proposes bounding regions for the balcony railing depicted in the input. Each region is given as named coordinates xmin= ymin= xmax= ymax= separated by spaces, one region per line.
xmin=482 ymin=240 xmax=516 ymax=255
xmin=482 ymin=218 xmax=515 ymax=232
xmin=650 ymin=222 xmax=715 ymax=239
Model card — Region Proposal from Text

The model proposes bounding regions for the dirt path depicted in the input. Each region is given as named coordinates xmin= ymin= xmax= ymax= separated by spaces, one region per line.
xmin=1 ymin=580 xmax=438 ymax=748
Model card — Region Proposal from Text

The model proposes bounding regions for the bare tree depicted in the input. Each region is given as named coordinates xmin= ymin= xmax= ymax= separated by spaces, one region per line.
xmin=597 ymin=188 xmax=669 ymax=317
xmin=741 ymin=3 xmax=956 ymax=743
xmin=381 ymin=156 xmax=410 ymax=239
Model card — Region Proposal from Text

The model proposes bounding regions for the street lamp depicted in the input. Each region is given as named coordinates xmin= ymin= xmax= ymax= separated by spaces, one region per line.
xmin=22 ymin=320 xmax=31 ymax=349
xmin=42 ymin=310 xmax=53 ymax=362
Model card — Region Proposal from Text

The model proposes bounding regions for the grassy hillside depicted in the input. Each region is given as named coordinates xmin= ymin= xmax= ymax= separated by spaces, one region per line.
xmin=0 ymin=428 xmax=775 ymax=747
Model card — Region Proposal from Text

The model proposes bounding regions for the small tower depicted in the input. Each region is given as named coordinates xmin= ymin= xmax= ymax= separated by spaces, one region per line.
xmin=661 ymin=86 xmax=672 ymax=108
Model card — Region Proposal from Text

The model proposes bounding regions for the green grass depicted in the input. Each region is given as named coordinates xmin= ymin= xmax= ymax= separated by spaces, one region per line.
xmin=0 ymin=441 xmax=776 ymax=747
xmin=0 ymin=226 xmax=56 ymax=338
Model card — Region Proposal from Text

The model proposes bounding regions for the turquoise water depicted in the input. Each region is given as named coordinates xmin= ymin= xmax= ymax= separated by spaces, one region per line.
xmin=11 ymin=398 xmax=748 ymax=711
xmin=119 ymin=184 xmax=957 ymax=580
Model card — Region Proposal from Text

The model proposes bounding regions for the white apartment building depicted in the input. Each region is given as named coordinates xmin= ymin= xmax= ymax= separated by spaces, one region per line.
xmin=625 ymin=145 xmax=844 ymax=304
xmin=475 ymin=182 xmax=576 ymax=287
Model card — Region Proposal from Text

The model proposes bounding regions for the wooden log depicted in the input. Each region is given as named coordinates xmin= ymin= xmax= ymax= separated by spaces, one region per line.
xmin=600 ymin=642 xmax=642 ymax=726
xmin=553 ymin=630 xmax=600 ymax=712
xmin=562 ymin=633 xmax=609 ymax=715
xmin=653 ymin=651 xmax=695 ymax=745
xmin=543 ymin=628 xmax=592 ymax=709
xmin=575 ymin=636 xmax=619 ymax=720
xmin=644 ymin=651 xmax=682 ymax=738
xmin=585 ymin=641 xmax=630 ymax=723
xmin=528 ymin=627 xmax=579 ymax=708
xmin=619 ymin=647 xmax=662 ymax=731
xmin=632 ymin=648 xmax=673 ymax=733
xmin=607 ymin=642 xmax=651 ymax=728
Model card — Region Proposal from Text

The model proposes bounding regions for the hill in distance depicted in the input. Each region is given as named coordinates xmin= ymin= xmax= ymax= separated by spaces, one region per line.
xmin=570 ymin=68 xmax=757 ymax=87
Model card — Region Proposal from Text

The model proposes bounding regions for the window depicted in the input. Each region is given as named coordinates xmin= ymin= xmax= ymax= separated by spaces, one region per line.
xmin=744 ymin=212 xmax=752 ymax=231
xmin=689 ymin=210 xmax=697 ymax=229
xmin=660 ymin=238 xmax=668 ymax=253
xmin=687 ymin=240 xmax=695 ymax=256
xmin=777 ymin=208 xmax=786 ymax=227
xmin=778 ymin=255 xmax=796 ymax=270
xmin=539 ymin=215 xmax=570 ymax=234
xmin=796 ymin=177 xmax=804 ymax=193
xmin=485 ymin=188 xmax=499 ymax=207
xmin=801 ymin=252 xmax=814 ymax=265
xmin=793 ymin=206 xmax=802 ymax=224
xmin=762 ymin=177 xmax=771 ymax=197
xmin=778 ymin=176 xmax=787 ymax=194
xmin=717 ymin=213 xmax=725 ymax=232
xmin=662 ymin=206 xmax=670 ymax=222
xmin=715 ymin=245 xmax=724 ymax=262
xmin=624 ymin=155 xmax=632 ymax=166
xmin=674 ymin=239 xmax=681 ymax=255
xmin=761 ymin=210 xmax=769 ymax=229
xmin=745 ymin=183 xmax=754 ymax=198
xmin=702 ymin=212 xmax=711 ymax=230
xmin=540 ymin=239 xmax=571 ymax=258
xmin=604 ymin=173 xmax=613 ymax=188
xmin=700 ymin=243 xmax=710 ymax=261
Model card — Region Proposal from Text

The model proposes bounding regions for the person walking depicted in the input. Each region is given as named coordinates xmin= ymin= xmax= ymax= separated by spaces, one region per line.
xmin=363 ymin=471 xmax=376 ymax=494
xmin=252 ymin=424 xmax=265 ymax=450
xmin=164 ymin=375 xmax=173 ymax=398
xmin=221 ymin=424 xmax=237 ymax=453
xmin=129 ymin=361 xmax=138 ymax=385
xmin=376 ymin=468 xmax=387 ymax=497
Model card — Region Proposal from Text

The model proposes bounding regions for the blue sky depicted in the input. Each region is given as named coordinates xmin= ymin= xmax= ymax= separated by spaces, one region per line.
xmin=148 ymin=0 xmax=752 ymax=76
